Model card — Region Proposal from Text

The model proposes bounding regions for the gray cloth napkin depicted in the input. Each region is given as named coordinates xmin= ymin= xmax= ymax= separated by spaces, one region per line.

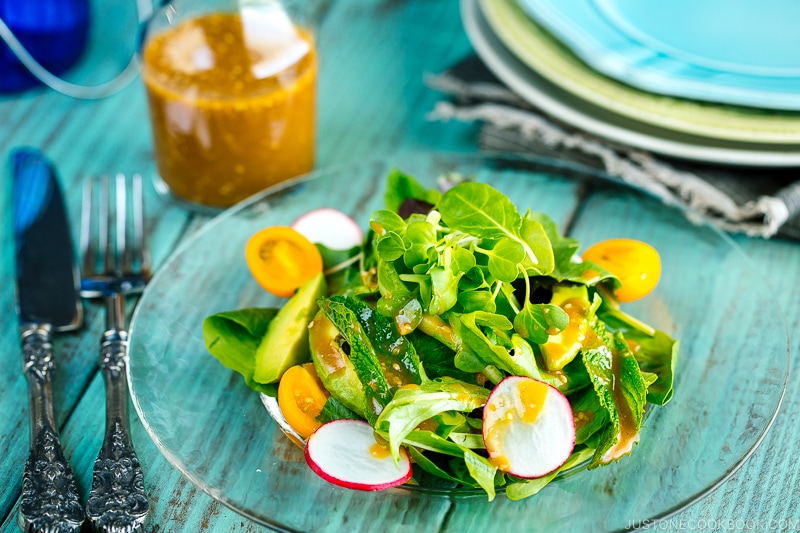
xmin=426 ymin=55 xmax=800 ymax=241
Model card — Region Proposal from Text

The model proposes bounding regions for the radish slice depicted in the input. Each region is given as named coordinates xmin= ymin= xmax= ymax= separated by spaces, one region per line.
xmin=483 ymin=376 xmax=575 ymax=479
xmin=305 ymin=419 xmax=412 ymax=491
xmin=291 ymin=208 xmax=364 ymax=250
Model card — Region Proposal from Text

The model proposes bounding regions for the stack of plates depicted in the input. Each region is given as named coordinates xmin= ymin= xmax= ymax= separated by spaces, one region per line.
xmin=461 ymin=0 xmax=800 ymax=166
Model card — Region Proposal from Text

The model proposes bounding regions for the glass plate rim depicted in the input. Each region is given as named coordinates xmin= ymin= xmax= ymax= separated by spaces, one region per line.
xmin=128 ymin=150 xmax=790 ymax=531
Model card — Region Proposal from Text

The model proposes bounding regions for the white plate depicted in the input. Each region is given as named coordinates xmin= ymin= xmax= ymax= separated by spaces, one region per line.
xmin=519 ymin=0 xmax=800 ymax=110
xmin=461 ymin=0 xmax=800 ymax=166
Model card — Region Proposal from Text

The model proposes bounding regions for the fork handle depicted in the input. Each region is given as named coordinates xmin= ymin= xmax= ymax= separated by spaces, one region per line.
xmin=86 ymin=323 xmax=149 ymax=533
xmin=18 ymin=326 xmax=85 ymax=533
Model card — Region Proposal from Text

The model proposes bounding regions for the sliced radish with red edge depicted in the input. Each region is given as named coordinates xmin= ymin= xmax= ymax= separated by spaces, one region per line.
xmin=291 ymin=208 xmax=363 ymax=250
xmin=483 ymin=376 xmax=575 ymax=479
xmin=305 ymin=419 xmax=412 ymax=491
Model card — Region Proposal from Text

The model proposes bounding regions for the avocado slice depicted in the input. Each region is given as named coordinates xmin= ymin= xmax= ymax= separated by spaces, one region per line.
xmin=308 ymin=310 xmax=367 ymax=416
xmin=540 ymin=284 xmax=591 ymax=371
xmin=253 ymin=272 xmax=327 ymax=384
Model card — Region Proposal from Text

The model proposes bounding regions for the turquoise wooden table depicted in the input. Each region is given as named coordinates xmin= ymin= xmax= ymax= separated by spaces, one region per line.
xmin=0 ymin=1 xmax=798 ymax=531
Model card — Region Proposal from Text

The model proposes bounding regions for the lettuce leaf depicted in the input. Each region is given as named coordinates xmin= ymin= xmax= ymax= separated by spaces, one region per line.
xmin=374 ymin=378 xmax=489 ymax=463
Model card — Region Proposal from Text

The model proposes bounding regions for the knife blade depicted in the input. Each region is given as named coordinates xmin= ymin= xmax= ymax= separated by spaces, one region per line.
xmin=12 ymin=147 xmax=85 ymax=533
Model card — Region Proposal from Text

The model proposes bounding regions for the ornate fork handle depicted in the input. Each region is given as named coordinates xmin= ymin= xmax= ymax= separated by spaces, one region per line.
xmin=86 ymin=322 xmax=149 ymax=533
xmin=18 ymin=326 xmax=85 ymax=533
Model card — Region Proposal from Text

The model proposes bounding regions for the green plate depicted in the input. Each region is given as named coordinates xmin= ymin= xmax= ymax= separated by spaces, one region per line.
xmin=480 ymin=0 xmax=800 ymax=145
xmin=128 ymin=152 xmax=788 ymax=532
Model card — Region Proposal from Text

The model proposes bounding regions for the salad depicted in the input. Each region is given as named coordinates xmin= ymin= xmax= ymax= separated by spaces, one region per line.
xmin=203 ymin=170 xmax=678 ymax=501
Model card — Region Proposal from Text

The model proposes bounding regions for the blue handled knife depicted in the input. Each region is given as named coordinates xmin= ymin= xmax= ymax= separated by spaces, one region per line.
xmin=12 ymin=147 xmax=85 ymax=533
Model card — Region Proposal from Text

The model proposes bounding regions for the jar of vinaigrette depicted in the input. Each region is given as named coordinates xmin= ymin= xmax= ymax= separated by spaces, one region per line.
xmin=141 ymin=0 xmax=318 ymax=209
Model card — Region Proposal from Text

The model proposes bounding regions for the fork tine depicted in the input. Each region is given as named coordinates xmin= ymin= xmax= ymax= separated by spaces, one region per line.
xmin=116 ymin=173 xmax=132 ymax=276
xmin=80 ymin=177 xmax=96 ymax=277
xmin=132 ymin=173 xmax=150 ymax=277
xmin=100 ymin=176 xmax=113 ymax=276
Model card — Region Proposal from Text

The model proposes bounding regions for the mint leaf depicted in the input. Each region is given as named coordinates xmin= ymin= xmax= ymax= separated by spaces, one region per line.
xmin=582 ymin=324 xmax=648 ymax=467
xmin=320 ymin=298 xmax=393 ymax=425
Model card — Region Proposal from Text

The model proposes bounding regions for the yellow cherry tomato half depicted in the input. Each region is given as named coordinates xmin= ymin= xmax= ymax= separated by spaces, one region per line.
xmin=277 ymin=363 xmax=330 ymax=439
xmin=582 ymin=238 xmax=661 ymax=302
xmin=245 ymin=226 xmax=323 ymax=298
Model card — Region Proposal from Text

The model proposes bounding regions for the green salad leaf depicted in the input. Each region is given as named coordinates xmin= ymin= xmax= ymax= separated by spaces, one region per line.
xmin=203 ymin=308 xmax=279 ymax=394
xmin=582 ymin=325 xmax=648 ymax=468
xmin=202 ymin=169 xmax=680 ymax=501
xmin=624 ymin=329 xmax=679 ymax=405
xmin=374 ymin=378 xmax=490 ymax=463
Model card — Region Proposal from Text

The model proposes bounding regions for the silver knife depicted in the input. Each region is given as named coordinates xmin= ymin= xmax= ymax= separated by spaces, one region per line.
xmin=12 ymin=148 xmax=85 ymax=533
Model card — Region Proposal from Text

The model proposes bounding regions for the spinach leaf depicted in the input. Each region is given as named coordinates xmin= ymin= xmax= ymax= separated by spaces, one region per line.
xmin=526 ymin=211 xmax=579 ymax=269
xmin=203 ymin=308 xmax=278 ymax=394
xmin=376 ymin=231 xmax=406 ymax=261
xmin=438 ymin=182 xmax=521 ymax=239
xmin=405 ymin=430 xmax=501 ymax=494
xmin=438 ymin=182 xmax=551 ymax=270
xmin=403 ymin=220 xmax=437 ymax=269
xmin=526 ymin=211 xmax=617 ymax=286
xmin=624 ymin=329 xmax=679 ymax=405
xmin=405 ymin=429 xmax=467 ymax=457
xmin=519 ymin=214 xmax=555 ymax=275
xmin=385 ymin=169 xmax=441 ymax=213
xmin=370 ymin=209 xmax=407 ymax=236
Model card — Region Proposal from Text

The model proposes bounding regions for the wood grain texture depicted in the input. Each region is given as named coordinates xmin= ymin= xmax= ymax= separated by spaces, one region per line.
xmin=1 ymin=0 xmax=799 ymax=531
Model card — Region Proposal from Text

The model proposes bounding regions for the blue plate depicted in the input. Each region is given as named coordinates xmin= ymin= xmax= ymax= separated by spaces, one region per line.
xmin=518 ymin=0 xmax=800 ymax=110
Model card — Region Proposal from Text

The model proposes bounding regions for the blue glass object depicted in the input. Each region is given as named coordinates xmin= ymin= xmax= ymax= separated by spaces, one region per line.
xmin=0 ymin=0 xmax=90 ymax=93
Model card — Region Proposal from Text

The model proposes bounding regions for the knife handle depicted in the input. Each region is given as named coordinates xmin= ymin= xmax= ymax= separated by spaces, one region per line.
xmin=86 ymin=326 xmax=149 ymax=533
xmin=18 ymin=325 xmax=85 ymax=533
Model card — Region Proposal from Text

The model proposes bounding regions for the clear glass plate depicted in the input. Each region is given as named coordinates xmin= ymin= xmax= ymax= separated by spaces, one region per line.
xmin=128 ymin=152 xmax=789 ymax=532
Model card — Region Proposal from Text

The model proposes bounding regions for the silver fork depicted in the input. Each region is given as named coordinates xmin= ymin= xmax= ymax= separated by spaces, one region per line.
xmin=80 ymin=174 xmax=150 ymax=533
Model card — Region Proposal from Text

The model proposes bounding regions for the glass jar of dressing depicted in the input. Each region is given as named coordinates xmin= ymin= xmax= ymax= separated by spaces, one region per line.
xmin=140 ymin=0 xmax=318 ymax=209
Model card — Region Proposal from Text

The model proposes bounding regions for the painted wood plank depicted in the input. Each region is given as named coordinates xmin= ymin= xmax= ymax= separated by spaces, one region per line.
xmin=1 ymin=0 xmax=799 ymax=530
xmin=314 ymin=0 xmax=480 ymax=167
